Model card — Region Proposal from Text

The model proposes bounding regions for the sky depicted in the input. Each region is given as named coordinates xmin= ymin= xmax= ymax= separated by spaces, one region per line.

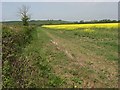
xmin=1 ymin=1 xmax=119 ymax=21
xmin=1 ymin=0 xmax=120 ymax=2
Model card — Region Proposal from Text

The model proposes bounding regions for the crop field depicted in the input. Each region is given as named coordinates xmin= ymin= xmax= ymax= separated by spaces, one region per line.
xmin=42 ymin=23 xmax=118 ymax=30
xmin=2 ymin=23 xmax=118 ymax=88
xmin=40 ymin=23 xmax=118 ymax=88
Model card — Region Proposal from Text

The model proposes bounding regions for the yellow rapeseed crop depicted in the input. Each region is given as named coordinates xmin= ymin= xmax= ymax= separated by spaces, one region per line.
xmin=42 ymin=23 xmax=118 ymax=30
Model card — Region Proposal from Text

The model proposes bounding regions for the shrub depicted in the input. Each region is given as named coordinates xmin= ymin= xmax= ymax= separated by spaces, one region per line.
xmin=2 ymin=25 xmax=35 ymax=88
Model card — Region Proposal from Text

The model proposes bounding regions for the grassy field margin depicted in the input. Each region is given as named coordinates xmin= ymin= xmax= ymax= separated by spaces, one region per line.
xmin=2 ymin=25 xmax=36 ymax=87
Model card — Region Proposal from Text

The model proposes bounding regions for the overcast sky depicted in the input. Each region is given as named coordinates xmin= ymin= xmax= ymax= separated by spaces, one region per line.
xmin=2 ymin=2 xmax=118 ymax=21
xmin=1 ymin=0 xmax=119 ymax=2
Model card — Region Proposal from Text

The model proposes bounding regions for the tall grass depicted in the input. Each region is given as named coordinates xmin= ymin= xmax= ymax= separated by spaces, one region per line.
xmin=2 ymin=24 xmax=35 ymax=87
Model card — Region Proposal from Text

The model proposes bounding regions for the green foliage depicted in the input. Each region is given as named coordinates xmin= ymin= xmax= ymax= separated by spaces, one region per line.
xmin=2 ymin=25 xmax=35 ymax=88
xmin=47 ymin=74 xmax=65 ymax=87
xmin=2 ymin=23 xmax=118 ymax=88
xmin=22 ymin=15 xmax=30 ymax=26
xmin=72 ymin=77 xmax=82 ymax=84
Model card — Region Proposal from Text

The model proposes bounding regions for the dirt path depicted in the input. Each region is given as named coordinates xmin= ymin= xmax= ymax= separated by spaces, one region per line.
xmin=41 ymin=28 xmax=118 ymax=88
xmin=46 ymin=31 xmax=74 ymax=60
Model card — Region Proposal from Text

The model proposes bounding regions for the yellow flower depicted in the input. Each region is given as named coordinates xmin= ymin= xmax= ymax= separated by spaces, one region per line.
xmin=42 ymin=23 xmax=118 ymax=30
xmin=74 ymin=85 xmax=77 ymax=88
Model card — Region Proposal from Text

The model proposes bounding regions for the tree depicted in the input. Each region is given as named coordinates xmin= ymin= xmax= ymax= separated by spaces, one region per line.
xmin=19 ymin=5 xmax=30 ymax=26
xmin=80 ymin=20 xmax=84 ymax=24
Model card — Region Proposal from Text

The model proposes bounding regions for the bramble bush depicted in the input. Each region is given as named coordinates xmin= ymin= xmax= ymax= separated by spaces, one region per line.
xmin=2 ymin=24 xmax=35 ymax=87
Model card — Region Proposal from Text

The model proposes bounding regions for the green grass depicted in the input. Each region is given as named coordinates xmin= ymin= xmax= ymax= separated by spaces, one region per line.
xmin=38 ymin=26 xmax=118 ymax=88
xmin=45 ymin=27 xmax=118 ymax=61
xmin=2 ymin=24 xmax=118 ymax=88
xmin=2 ymin=25 xmax=36 ymax=88
xmin=14 ymin=27 xmax=66 ymax=88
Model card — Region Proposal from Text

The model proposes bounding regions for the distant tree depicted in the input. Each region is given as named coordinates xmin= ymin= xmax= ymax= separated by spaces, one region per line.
xmin=91 ymin=20 xmax=98 ymax=23
xmin=58 ymin=19 xmax=62 ymax=21
xmin=99 ymin=19 xmax=111 ymax=23
xmin=18 ymin=5 xmax=31 ymax=26
xmin=74 ymin=21 xmax=79 ymax=24
xmin=80 ymin=20 xmax=84 ymax=24
xmin=111 ymin=20 xmax=118 ymax=23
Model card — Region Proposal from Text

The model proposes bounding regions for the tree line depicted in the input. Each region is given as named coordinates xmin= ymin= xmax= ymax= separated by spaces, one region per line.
xmin=73 ymin=19 xmax=119 ymax=24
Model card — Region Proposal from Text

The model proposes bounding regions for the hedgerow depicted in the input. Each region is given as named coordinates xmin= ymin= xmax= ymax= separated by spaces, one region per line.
xmin=2 ymin=25 xmax=35 ymax=88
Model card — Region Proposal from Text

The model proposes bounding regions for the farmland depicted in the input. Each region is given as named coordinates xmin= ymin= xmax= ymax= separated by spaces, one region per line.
xmin=42 ymin=23 xmax=118 ymax=30
xmin=2 ymin=23 xmax=118 ymax=88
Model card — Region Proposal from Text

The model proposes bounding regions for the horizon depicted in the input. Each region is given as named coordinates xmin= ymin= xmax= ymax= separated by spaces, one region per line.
xmin=1 ymin=19 xmax=119 ymax=22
